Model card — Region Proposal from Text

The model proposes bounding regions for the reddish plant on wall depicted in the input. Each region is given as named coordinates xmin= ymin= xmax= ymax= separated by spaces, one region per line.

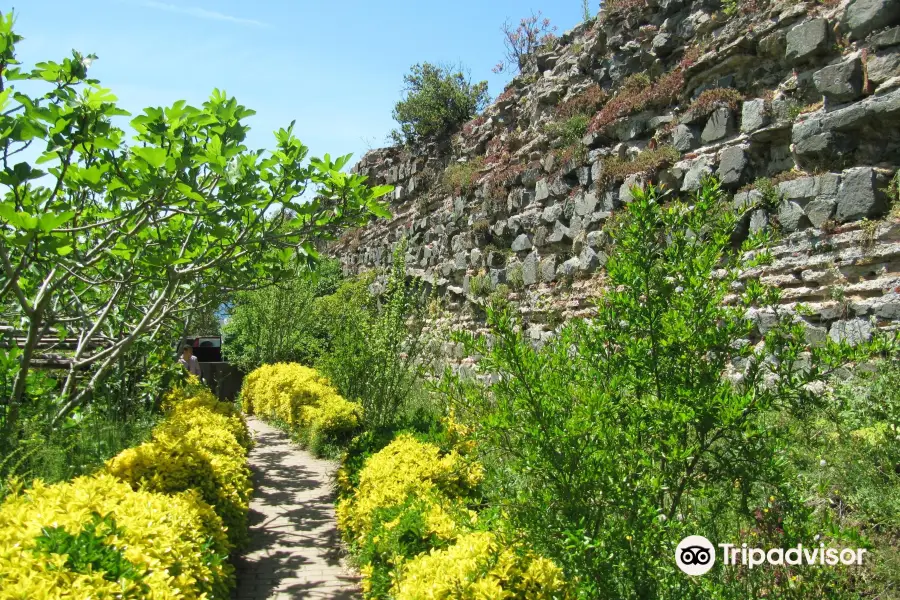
xmin=462 ymin=115 xmax=487 ymax=138
xmin=589 ymin=69 xmax=685 ymax=134
xmin=481 ymin=137 xmax=525 ymax=200
xmin=555 ymin=84 xmax=609 ymax=120
xmin=601 ymin=0 xmax=650 ymax=22
xmin=493 ymin=11 xmax=558 ymax=74
xmin=685 ymin=87 xmax=744 ymax=117
xmin=497 ymin=87 xmax=517 ymax=104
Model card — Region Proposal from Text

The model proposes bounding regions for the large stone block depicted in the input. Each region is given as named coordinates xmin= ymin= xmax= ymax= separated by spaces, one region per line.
xmin=829 ymin=318 xmax=873 ymax=345
xmin=578 ymin=247 xmax=599 ymax=273
xmin=813 ymin=58 xmax=864 ymax=103
xmin=785 ymin=18 xmax=830 ymax=64
xmin=836 ymin=166 xmax=886 ymax=222
xmin=717 ymin=146 xmax=747 ymax=186
xmin=741 ymin=98 xmax=770 ymax=132
xmin=535 ymin=178 xmax=550 ymax=202
xmin=540 ymin=256 xmax=557 ymax=282
xmin=522 ymin=251 xmax=540 ymax=286
xmin=777 ymin=200 xmax=810 ymax=232
xmin=542 ymin=203 xmax=563 ymax=223
xmin=574 ymin=191 xmax=599 ymax=216
xmin=681 ymin=156 xmax=714 ymax=191
xmin=805 ymin=197 xmax=837 ymax=227
xmin=672 ymin=124 xmax=699 ymax=151
xmin=867 ymin=48 xmax=900 ymax=84
xmin=842 ymin=0 xmax=900 ymax=41
xmin=701 ymin=107 xmax=736 ymax=143
xmin=511 ymin=233 xmax=533 ymax=252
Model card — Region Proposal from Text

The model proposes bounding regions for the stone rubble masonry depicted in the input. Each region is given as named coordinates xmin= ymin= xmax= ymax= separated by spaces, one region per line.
xmin=331 ymin=0 xmax=900 ymax=370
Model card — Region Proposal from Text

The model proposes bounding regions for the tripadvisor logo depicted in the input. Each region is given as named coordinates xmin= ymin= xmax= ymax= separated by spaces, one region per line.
xmin=675 ymin=536 xmax=868 ymax=576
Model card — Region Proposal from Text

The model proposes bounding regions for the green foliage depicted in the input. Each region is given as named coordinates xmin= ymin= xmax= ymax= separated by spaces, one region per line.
xmin=722 ymin=0 xmax=740 ymax=16
xmin=443 ymin=157 xmax=484 ymax=196
xmin=391 ymin=63 xmax=490 ymax=146
xmin=443 ymin=178 xmax=888 ymax=598
xmin=507 ymin=264 xmax=525 ymax=290
xmin=545 ymin=114 xmax=590 ymax=147
xmin=752 ymin=176 xmax=783 ymax=211
xmin=33 ymin=512 xmax=146 ymax=588
xmin=601 ymin=145 xmax=681 ymax=183
xmin=316 ymin=240 xmax=435 ymax=430
xmin=488 ymin=284 xmax=511 ymax=310
xmin=582 ymin=0 xmax=592 ymax=21
xmin=0 ymin=13 xmax=392 ymax=442
xmin=889 ymin=170 xmax=900 ymax=218
xmin=468 ymin=273 xmax=492 ymax=297
xmin=222 ymin=260 xmax=344 ymax=372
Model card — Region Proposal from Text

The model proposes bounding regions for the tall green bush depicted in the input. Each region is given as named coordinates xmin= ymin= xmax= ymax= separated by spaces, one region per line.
xmin=317 ymin=240 xmax=435 ymax=430
xmin=391 ymin=62 xmax=489 ymax=146
xmin=222 ymin=260 xmax=343 ymax=371
xmin=443 ymin=178 xmax=887 ymax=598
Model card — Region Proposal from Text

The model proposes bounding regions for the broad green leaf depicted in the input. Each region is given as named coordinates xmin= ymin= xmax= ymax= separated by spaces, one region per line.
xmin=39 ymin=211 xmax=75 ymax=233
xmin=132 ymin=146 xmax=167 ymax=169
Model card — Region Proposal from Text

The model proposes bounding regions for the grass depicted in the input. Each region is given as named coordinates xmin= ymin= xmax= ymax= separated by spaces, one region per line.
xmin=443 ymin=157 xmax=484 ymax=195
xmin=599 ymin=145 xmax=681 ymax=184
xmin=786 ymin=360 xmax=900 ymax=598
xmin=545 ymin=115 xmax=590 ymax=146
xmin=0 ymin=407 xmax=159 ymax=500
xmin=469 ymin=272 xmax=492 ymax=297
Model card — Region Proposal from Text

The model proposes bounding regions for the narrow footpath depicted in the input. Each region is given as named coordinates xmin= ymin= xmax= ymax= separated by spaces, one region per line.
xmin=233 ymin=418 xmax=361 ymax=600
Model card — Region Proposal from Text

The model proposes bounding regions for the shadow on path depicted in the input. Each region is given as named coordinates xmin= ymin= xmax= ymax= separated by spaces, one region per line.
xmin=232 ymin=419 xmax=361 ymax=600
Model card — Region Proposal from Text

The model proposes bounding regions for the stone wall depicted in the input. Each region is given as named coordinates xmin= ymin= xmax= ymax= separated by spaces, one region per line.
xmin=330 ymin=0 xmax=900 ymax=363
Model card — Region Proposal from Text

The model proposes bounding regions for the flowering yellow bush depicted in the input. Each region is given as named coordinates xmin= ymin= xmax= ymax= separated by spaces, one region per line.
xmin=392 ymin=531 xmax=568 ymax=600
xmin=240 ymin=363 xmax=362 ymax=441
xmin=0 ymin=473 xmax=233 ymax=600
xmin=336 ymin=433 xmax=482 ymax=544
xmin=162 ymin=377 xmax=252 ymax=450
xmin=106 ymin=392 xmax=252 ymax=548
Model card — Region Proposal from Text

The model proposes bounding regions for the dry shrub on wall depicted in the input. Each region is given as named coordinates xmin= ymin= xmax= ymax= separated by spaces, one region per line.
xmin=600 ymin=0 xmax=650 ymax=21
xmin=443 ymin=157 xmax=485 ymax=196
xmin=589 ymin=69 xmax=685 ymax=133
xmin=600 ymin=145 xmax=681 ymax=184
xmin=555 ymin=84 xmax=608 ymax=120
xmin=686 ymin=87 xmax=744 ymax=116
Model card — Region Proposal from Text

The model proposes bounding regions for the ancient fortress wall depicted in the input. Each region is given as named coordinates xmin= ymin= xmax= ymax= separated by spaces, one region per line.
xmin=330 ymin=0 xmax=900 ymax=364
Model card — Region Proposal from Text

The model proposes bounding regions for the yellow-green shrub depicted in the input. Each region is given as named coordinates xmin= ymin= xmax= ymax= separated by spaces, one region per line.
xmin=240 ymin=363 xmax=362 ymax=443
xmin=0 ymin=473 xmax=233 ymax=600
xmin=162 ymin=378 xmax=252 ymax=450
xmin=391 ymin=531 xmax=569 ymax=600
xmin=106 ymin=394 xmax=252 ymax=548
xmin=336 ymin=433 xmax=482 ymax=544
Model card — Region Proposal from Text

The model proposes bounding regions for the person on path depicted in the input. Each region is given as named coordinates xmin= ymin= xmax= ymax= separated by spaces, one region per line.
xmin=179 ymin=344 xmax=203 ymax=379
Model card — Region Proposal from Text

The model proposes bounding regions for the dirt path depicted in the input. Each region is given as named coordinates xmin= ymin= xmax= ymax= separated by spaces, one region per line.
xmin=232 ymin=418 xmax=361 ymax=600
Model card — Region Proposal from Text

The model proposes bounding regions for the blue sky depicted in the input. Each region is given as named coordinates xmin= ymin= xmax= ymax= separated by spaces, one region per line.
xmin=11 ymin=0 xmax=587 ymax=168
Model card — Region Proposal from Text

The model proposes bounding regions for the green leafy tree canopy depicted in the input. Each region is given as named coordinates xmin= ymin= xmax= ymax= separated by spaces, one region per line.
xmin=390 ymin=62 xmax=489 ymax=146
